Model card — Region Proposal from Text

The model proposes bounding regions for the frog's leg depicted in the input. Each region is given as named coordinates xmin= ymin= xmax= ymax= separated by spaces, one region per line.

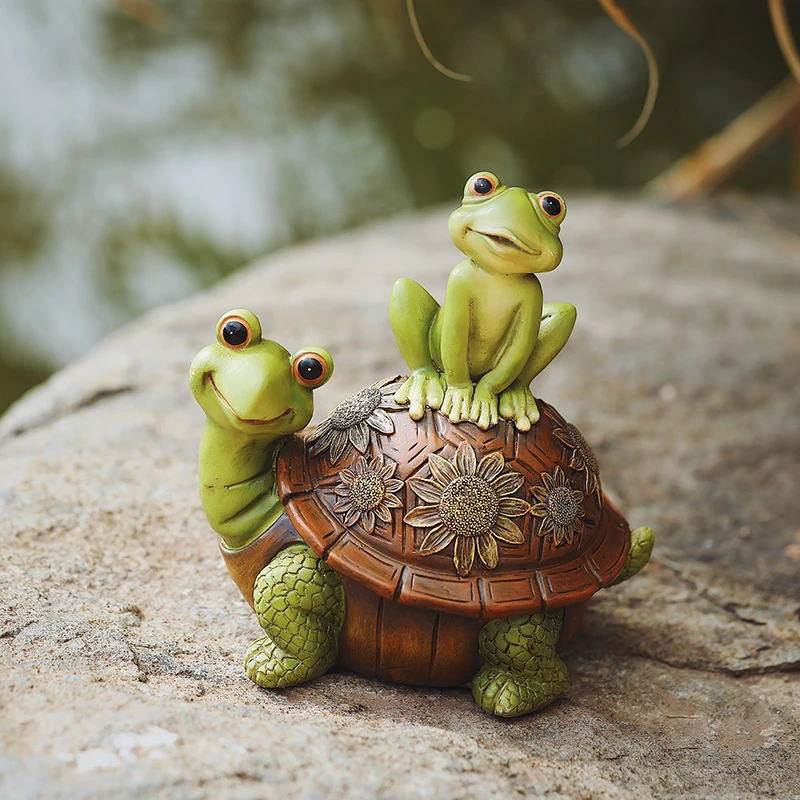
xmin=389 ymin=277 xmax=445 ymax=420
xmin=244 ymin=543 xmax=345 ymax=689
xmin=499 ymin=302 xmax=577 ymax=431
xmin=472 ymin=609 xmax=568 ymax=717
xmin=612 ymin=526 xmax=655 ymax=585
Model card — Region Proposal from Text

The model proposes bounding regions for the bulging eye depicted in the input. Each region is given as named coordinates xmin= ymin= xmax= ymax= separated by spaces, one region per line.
xmin=469 ymin=174 xmax=497 ymax=197
xmin=538 ymin=193 xmax=564 ymax=220
xmin=293 ymin=353 xmax=329 ymax=387
xmin=218 ymin=316 xmax=251 ymax=349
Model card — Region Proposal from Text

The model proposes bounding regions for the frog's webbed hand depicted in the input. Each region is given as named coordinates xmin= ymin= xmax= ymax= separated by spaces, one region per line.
xmin=498 ymin=380 xmax=538 ymax=431
xmin=394 ymin=368 xmax=445 ymax=420
xmin=440 ymin=383 xmax=473 ymax=424
xmin=468 ymin=382 xmax=499 ymax=430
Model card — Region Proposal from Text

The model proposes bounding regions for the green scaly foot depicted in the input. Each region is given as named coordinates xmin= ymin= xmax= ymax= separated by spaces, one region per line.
xmin=472 ymin=609 xmax=568 ymax=718
xmin=245 ymin=543 xmax=345 ymax=689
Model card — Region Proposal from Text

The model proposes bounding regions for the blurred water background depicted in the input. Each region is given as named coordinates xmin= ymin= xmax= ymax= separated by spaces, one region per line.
xmin=0 ymin=0 xmax=796 ymax=414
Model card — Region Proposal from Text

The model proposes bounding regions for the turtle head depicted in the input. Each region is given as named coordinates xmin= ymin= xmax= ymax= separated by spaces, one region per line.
xmin=189 ymin=309 xmax=334 ymax=438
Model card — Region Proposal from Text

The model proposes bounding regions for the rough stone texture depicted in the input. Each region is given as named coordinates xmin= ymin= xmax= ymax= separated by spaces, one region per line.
xmin=1 ymin=197 xmax=799 ymax=799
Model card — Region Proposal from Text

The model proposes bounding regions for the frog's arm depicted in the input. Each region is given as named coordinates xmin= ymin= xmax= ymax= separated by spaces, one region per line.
xmin=479 ymin=307 xmax=539 ymax=393
xmin=468 ymin=307 xmax=538 ymax=429
xmin=438 ymin=269 xmax=472 ymax=387
xmin=438 ymin=268 xmax=475 ymax=422
xmin=497 ymin=302 xmax=577 ymax=431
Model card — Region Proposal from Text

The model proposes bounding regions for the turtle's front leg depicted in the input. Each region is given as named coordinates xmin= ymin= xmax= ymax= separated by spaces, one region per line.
xmin=472 ymin=610 xmax=568 ymax=717
xmin=245 ymin=543 xmax=345 ymax=689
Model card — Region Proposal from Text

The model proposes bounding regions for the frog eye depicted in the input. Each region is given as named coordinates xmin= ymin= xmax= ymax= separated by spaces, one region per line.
xmin=217 ymin=315 xmax=252 ymax=350
xmin=538 ymin=192 xmax=566 ymax=222
xmin=468 ymin=173 xmax=498 ymax=197
xmin=293 ymin=352 xmax=330 ymax=388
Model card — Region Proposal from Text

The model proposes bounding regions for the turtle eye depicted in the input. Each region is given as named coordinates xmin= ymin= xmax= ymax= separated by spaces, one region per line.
xmin=538 ymin=193 xmax=565 ymax=220
xmin=293 ymin=353 xmax=329 ymax=387
xmin=469 ymin=174 xmax=497 ymax=197
xmin=218 ymin=315 xmax=252 ymax=350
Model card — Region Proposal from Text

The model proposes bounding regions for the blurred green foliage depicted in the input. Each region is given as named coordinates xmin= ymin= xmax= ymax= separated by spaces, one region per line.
xmin=0 ymin=356 xmax=49 ymax=414
xmin=100 ymin=0 xmax=796 ymax=195
xmin=0 ymin=165 xmax=49 ymax=262
xmin=0 ymin=0 xmax=797 ymax=415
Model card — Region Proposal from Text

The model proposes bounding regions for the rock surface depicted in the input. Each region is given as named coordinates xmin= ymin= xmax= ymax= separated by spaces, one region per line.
xmin=1 ymin=197 xmax=799 ymax=799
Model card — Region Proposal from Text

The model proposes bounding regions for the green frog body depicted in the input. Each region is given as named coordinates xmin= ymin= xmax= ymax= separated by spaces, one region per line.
xmin=390 ymin=172 xmax=576 ymax=431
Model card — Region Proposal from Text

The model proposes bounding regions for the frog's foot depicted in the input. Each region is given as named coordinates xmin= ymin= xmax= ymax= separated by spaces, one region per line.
xmin=440 ymin=383 xmax=474 ymax=425
xmin=468 ymin=383 xmax=499 ymax=430
xmin=246 ymin=543 xmax=345 ymax=690
xmin=498 ymin=380 xmax=539 ymax=432
xmin=612 ymin=526 xmax=655 ymax=585
xmin=472 ymin=610 xmax=567 ymax=718
xmin=394 ymin=367 xmax=445 ymax=420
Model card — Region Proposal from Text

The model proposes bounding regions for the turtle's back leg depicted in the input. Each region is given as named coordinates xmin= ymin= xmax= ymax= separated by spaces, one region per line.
xmin=472 ymin=609 xmax=568 ymax=718
xmin=245 ymin=543 xmax=345 ymax=689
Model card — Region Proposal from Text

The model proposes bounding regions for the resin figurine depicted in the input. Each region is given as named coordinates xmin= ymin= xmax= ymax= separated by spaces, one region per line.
xmin=190 ymin=297 xmax=653 ymax=717
xmin=390 ymin=171 xmax=577 ymax=432
xmin=190 ymin=172 xmax=654 ymax=717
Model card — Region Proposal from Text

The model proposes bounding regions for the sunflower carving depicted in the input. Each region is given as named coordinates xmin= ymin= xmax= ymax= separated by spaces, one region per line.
xmin=553 ymin=422 xmax=602 ymax=500
xmin=530 ymin=466 xmax=585 ymax=547
xmin=308 ymin=379 xmax=395 ymax=463
xmin=404 ymin=442 xmax=530 ymax=577
xmin=332 ymin=454 xmax=403 ymax=533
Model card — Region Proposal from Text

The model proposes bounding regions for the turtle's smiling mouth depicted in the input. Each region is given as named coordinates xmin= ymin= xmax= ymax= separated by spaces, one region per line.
xmin=209 ymin=375 xmax=292 ymax=426
xmin=467 ymin=227 xmax=540 ymax=256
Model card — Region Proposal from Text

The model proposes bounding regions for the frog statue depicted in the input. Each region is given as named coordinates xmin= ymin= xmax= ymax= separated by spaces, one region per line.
xmin=390 ymin=171 xmax=575 ymax=432
xmin=189 ymin=172 xmax=654 ymax=718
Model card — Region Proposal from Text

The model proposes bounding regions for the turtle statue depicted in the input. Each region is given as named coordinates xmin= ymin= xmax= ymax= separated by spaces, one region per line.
xmin=189 ymin=172 xmax=655 ymax=718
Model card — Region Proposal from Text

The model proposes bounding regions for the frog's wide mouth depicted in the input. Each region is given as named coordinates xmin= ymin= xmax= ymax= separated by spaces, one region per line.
xmin=467 ymin=227 xmax=541 ymax=256
xmin=208 ymin=374 xmax=292 ymax=426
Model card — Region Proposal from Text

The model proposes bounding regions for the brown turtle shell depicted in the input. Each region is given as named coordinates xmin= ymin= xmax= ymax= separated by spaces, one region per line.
xmin=276 ymin=377 xmax=630 ymax=620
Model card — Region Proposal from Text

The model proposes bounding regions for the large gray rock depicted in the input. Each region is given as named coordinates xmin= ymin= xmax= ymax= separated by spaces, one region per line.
xmin=1 ymin=198 xmax=799 ymax=799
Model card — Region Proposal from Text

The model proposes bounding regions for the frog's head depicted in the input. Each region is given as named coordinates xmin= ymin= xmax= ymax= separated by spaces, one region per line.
xmin=448 ymin=172 xmax=566 ymax=275
xmin=189 ymin=309 xmax=334 ymax=438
